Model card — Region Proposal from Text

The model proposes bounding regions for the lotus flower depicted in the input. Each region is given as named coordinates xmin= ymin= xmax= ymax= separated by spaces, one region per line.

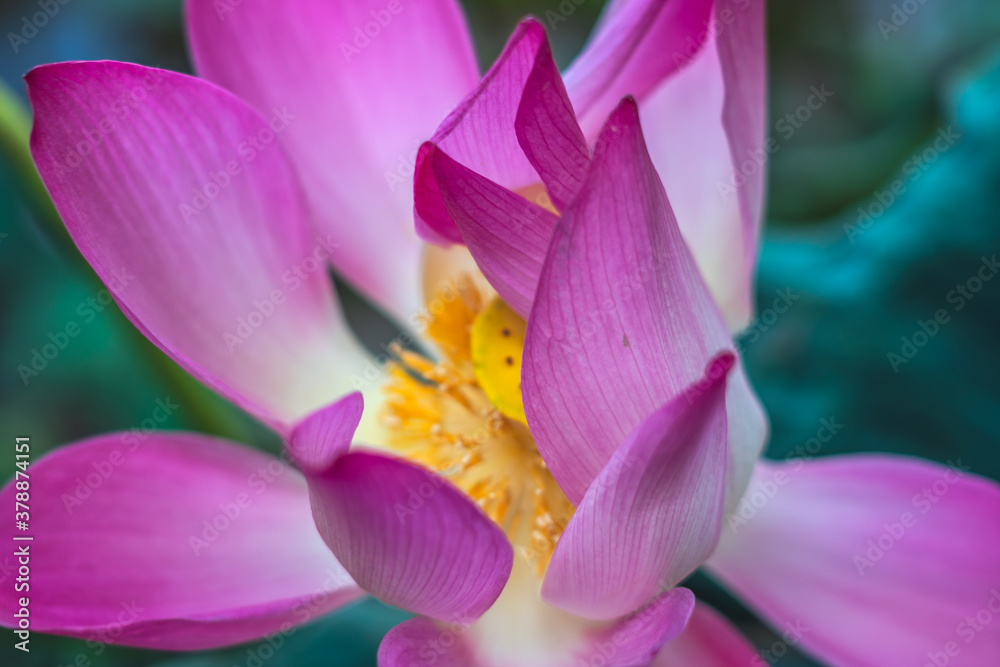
xmin=4 ymin=1 xmax=999 ymax=667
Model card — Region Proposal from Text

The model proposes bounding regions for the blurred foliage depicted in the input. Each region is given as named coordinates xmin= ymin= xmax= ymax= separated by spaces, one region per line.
xmin=1 ymin=0 xmax=999 ymax=666
xmin=748 ymin=42 xmax=1000 ymax=482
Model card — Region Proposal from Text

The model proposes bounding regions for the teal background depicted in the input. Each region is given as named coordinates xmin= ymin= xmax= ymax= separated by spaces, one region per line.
xmin=2 ymin=0 xmax=1000 ymax=665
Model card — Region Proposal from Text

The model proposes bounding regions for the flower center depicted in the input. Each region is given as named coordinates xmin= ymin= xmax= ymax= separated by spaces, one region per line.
xmin=380 ymin=277 xmax=573 ymax=574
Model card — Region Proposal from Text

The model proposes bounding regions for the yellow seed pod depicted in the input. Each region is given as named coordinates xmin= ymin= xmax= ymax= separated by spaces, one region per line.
xmin=471 ymin=297 xmax=528 ymax=425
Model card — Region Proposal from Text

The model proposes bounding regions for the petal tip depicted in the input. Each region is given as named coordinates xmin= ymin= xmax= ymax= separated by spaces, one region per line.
xmin=707 ymin=350 xmax=736 ymax=379
xmin=681 ymin=351 xmax=736 ymax=407
xmin=23 ymin=60 xmax=78 ymax=100
xmin=414 ymin=142 xmax=464 ymax=246
xmin=517 ymin=15 xmax=546 ymax=35
xmin=609 ymin=94 xmax=642 ymax=126
xmin=287 ymin=392 xmax=364 ymax=473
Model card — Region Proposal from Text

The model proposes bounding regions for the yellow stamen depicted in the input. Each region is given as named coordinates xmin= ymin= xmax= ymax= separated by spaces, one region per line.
xmin=381 ymin=277 xmax=574 ymax=574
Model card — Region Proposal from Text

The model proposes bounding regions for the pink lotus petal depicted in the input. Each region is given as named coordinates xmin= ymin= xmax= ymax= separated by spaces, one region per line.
xmin=414 ymin=18 xmax=547 ymax=243
xmin=424 ymin=142 xmax=559 ymax=318
xmin=522 ymin=97 xmax=766 ymax=506
xmin=378 ymin=617 xmax=480 ymax=666
xmin=566 ymin=0 xmax=766 ymax=329
xmin=187 ymin=0 xmax=478 ymax=322
xmin=0 ymin=433 xmax=359 ymax=649
xmin=653 ymin=602 xmax=759 ymax=665
xmin=641 ymin=1 xmax=766 ymax=329
xmin=303 ymin=450 xmax=512 ymax=621
xmin=716 ymin=0 xmax=767 ymax=303
xmin=27 ymin=61 xmax=367 ymax=433
xmin=637 ymin=34 xmax=751 ymax=329
xmin=565 ymin=0 xmax=715 ymax=138
xmin=579 ymin=588 xmax=696 ymax=666
xmin=380 ymin=589 xmax=693 ymax=667
xmin=542 ymin=357 xmax=730 ymax=619
xmin=413 ymin=141 xmax=463 ymax=245
xmin=416 ymin=19 xmax=584 ymax=315
xmin=513 ymin=32 xmax=589 ymax=212
xmin=707 ymin=455 xmax=1000 ymax=667
xmin=287 ymin=392 xmax=364 ymax=473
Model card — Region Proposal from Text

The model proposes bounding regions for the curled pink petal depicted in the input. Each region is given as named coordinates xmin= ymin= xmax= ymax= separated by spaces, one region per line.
xmin=543 ymin=357 xmax=731 ymax=619
xmin=303 ymin=451 xmax=512 ymax=622
xmin=287 ymin=392 xmax=364 ymax=473
xmin=415 ymin=18 xmax=548 ymax=243
xmin=513 ymin=31 xmax=589 ymax=212
xmin=522 ymin=97 xmax=766 ymax=506
xmin=378 ymin=617 xmax=480 ymax=667
xmin=0 ymin=433 xmax=359 ymax=649
xmin=425 ymin=142 xmax=558 ymax=318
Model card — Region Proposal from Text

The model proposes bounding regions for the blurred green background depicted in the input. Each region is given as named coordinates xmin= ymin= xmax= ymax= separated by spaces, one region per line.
xmin=2 ymin=0 xmax=1000 ymax=665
